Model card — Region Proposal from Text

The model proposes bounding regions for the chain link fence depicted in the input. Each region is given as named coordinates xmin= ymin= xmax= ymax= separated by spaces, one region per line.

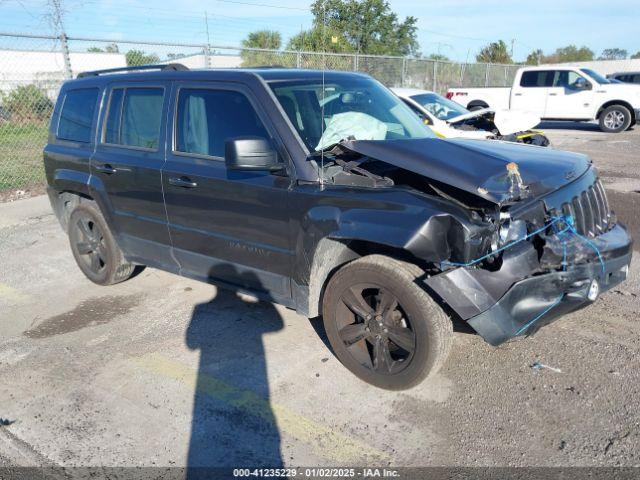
xmin=0 ymin=32 xmax=520 ymax=192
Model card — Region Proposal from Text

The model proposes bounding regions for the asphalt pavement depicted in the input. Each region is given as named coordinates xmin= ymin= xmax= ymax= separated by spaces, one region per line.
xmin=0 ymin=124 xmax=638 ymax=469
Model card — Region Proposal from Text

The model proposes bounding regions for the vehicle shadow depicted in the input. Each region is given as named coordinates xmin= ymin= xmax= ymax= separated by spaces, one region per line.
xmin=538 ymin=121 xmax=603 ymax=132
xmin=184 ymin=269 xmax=284 ymax=478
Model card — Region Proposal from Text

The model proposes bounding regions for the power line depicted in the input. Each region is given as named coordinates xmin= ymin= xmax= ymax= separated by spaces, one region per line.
xmin=213 ymin=0 xmax=309 ymax=12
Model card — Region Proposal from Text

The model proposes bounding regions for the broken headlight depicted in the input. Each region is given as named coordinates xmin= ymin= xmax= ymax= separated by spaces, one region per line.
xmin=499 ymin=219 xmax=527 ymax=245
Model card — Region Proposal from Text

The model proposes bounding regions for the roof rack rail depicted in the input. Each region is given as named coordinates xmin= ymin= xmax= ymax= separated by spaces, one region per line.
xmin=77 ymin=63 xmax=189 ymax=79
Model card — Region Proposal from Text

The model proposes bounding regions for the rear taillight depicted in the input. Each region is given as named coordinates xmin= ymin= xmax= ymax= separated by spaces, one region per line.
xmin=445 ymin=92 xmax=454 ymax=99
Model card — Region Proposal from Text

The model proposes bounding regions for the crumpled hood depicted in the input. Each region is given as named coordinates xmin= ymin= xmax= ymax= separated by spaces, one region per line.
xmin=448 ymin=108 xmax=541 ymax=135
xmin=339 ymin=138 xmax=591 ymax=204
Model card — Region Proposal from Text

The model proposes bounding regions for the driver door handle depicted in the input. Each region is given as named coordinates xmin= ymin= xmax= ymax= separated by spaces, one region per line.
xmin=168 ymin=176 xmax=198 ymax=188
xmin=549 ymin=93 xmax=558 ymax=96
xmin=94 ymin=164 xmax=117 ymax=174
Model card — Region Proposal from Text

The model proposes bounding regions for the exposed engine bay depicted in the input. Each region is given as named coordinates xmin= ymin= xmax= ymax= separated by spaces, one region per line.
xmin=450 ymin=110 xmax=550 ymax=146
xmin=311 ymin=137 xmax=629 ymax=345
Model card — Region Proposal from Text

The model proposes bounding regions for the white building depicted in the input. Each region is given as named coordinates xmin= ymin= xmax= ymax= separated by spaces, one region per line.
xmin=544 ymin=59 xmax=640 ymax=76
xmin=0 ymin=49 xmax=127 ymax=100
xmin=159 ymin=52 xmax=242 ymax=69
xmin=0 ymin=48 xmax=245 ymax=103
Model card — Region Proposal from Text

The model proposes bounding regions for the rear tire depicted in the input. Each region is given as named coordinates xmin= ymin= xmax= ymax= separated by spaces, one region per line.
xmin=68 ymin=201 xmax=135 ymax=285
xmin=599 ymin=105 xmax=632 ymax=133
xmin=468 ymin=102 xmax=488 ymax=112
xmin=322 ymin=255 xmax=452 ymax=390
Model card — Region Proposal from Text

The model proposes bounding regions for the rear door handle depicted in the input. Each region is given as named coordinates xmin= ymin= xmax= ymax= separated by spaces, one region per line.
xmin=514 ymin=93 xmax=522 ymax=96
xmin=94 ymin=164 xmax=117 ymax=174
xmin=168 ymin=176 xmax=198 ymax=188
xmin=549 ymin=93 xmax=558 ymax=96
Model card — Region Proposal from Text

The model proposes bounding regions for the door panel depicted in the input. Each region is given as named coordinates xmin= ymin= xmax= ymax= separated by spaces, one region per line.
xmin=510 ymin=70 xmax=554 ymax=116
xmin=162 ymin=83 xmax=293 ymax=298
xmin=544 ymin=70 xmax=594 ymax=119
xmin=90 ymin=83 xmax=174 ymax=268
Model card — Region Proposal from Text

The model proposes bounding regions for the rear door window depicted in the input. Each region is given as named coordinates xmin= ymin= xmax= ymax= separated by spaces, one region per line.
xmin=103 ymin=87 xmax=164 ymax=150
xmin=175 ymin=88 xmax=269 ymax=158
xmin=520 ymin=71 xmax=555 ymax=87
xmin=57 ymin=88 xmax=99 ymax=143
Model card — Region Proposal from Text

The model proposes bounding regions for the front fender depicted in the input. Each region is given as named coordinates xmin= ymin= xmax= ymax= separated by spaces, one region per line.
xmin=295 ymin=202 xmax=494 ymax=286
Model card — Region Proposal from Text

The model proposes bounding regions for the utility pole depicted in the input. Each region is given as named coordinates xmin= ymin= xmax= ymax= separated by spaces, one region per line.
xmin=50 ymin=0 xmax=73 ymax=79
xmin=510 ymin=39 xmax=515 ymax=59
xmin=297 ymin=23 xmax=303 ymax=69
xmin=203 ymin=11 xmax=212 ymax=68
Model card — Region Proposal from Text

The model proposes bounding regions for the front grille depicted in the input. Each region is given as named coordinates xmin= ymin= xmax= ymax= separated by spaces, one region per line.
xmin=560 ymin=179 xmax=612 ymax=238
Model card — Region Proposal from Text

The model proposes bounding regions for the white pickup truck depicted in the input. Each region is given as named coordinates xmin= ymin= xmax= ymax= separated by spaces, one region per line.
xmin=447 ymin=66 xmax=640 ymax=133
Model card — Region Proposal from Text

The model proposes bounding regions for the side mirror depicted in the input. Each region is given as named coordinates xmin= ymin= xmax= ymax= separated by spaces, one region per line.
xmin=225 ymin=137 xmax=282 ymax=171
xmin=573 ymin=78 xmax=591 ymax=90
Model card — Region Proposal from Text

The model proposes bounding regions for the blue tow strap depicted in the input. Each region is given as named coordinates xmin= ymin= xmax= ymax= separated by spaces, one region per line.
xmin=440 ymin=214 xmax=607 ymax=335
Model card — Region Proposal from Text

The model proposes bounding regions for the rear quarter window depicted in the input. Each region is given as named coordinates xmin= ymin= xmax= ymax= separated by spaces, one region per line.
xmin=57 ymin=88 xmax=99 ymax=143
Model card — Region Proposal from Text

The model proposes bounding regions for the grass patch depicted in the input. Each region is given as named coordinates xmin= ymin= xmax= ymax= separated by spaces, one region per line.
xmin=0 ymin=122 xmax=49 ymax=191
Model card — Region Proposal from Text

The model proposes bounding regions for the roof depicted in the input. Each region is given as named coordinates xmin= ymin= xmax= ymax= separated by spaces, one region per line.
xmin=70 ymin=66 xmax=371 ymax=86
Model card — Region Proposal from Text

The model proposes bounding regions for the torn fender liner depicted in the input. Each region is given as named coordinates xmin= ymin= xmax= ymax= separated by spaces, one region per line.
xmin=337 ymin=138 xmax=590 ymax=204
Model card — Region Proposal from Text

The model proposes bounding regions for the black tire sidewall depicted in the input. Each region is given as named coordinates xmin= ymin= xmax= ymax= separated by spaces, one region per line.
xmin=323 ymin=260 xmax=444 ymax=390
xmin=600 ymin=105 xmax=631 ymax=133
xmin=468 ymin=104 xmax=487 ymax=112
xmin=68 ymin=203 xmax=119 ymax=285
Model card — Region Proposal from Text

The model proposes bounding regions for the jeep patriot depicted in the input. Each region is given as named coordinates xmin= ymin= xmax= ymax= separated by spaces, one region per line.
xmin=44 ymin=65 xmax=633 ymax=389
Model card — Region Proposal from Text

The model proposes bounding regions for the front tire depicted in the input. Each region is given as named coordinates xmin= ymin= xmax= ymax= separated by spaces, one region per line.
xmin=599 ymin=105 xmax=632 ymax=133
xmin=322 ymin=255 xmax=452 ymax=390
xmin=68 ymin=201 xmax=135 ymax=285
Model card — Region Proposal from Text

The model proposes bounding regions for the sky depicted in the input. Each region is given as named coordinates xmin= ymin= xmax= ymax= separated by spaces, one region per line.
xmin=1 ymin=0 xmax=639 ymax=62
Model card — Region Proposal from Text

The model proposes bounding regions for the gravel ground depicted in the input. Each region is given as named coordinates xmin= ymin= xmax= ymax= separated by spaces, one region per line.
xmin=0 ymin=124 xmax=638 ymax=470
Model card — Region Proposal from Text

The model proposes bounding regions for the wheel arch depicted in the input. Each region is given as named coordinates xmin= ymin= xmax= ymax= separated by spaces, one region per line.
xmin=596 ymin=100 xmax=636 ymax=123
xmin=467 ymin=100 xmax=489 ymax=111
xmin=303 ymin=237 xmax=429 ymax=318
xmin=47 ymin=171 xmax=116 ymax=234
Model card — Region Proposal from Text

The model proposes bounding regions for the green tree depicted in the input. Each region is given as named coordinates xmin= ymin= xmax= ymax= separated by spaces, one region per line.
xmin=87 ymin=44 xmax=119 ymax=53
xmin=288 ymin=26 xmax=353 ymax=54
xmin=2 ymin=85 xmax=53 ymax=124
xmin=426 ymin=53 xmax=449 ymax=61
xmin=240 ymin=30 xmax=286 ymax=67
xmin=125 ymin=49 xmax=160 ymax=66
xmin=632 ymin=51 xmax=640 ymax=59
xmin=476 ymin=40 xmax=513 ymax=64
xmin=546 ymin=45 xmax=594 ymax=63
xmin=242 ymin=30 xmax=282 ymax=50
xmin=599 ymin=48 xmax=628 ymax=60
xmin=525 ymin=49 xmax=544 ymax=65
xmin=287 ymin=0 xmax=419 ymax=56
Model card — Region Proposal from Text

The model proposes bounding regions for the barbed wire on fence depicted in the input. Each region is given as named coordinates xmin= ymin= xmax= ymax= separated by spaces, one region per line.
xmin=0 ymin=31 xmax=520 ymax=192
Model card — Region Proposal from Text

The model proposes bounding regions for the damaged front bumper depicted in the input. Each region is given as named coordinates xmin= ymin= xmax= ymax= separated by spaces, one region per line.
xmin=426 ymin=223 xmax=633 ymax=346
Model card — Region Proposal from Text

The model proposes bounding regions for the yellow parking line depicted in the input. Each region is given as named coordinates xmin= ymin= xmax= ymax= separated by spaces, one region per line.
xmin=0 ymin=283 xmax=29 ymax=304
xmin=133 ymin=353 xmax=388 ymax=463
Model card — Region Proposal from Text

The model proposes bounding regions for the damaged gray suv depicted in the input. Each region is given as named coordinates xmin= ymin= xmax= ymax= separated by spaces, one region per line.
xmin=44 ymin=65 xmax=633 ymax=390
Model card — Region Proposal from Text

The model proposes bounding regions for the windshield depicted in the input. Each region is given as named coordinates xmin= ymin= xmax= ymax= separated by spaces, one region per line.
xmin=410 ymin=92 xmax=470 ymax=121
xmin=270 ymin=77 xmax=435 ymax=152
xmin=580 ymin=68 xmax=611 ymax=84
